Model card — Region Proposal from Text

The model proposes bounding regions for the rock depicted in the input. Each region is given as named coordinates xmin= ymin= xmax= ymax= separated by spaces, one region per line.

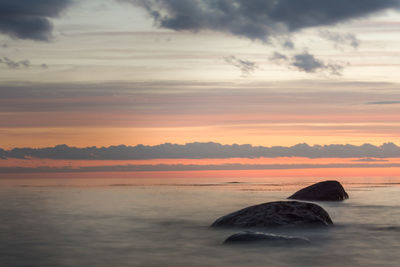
xmin=211 ymin=201 xmax=333 ymax=228
xmin=288 ymin=180 xmax=349 ymax=201
xmin=224 ymin=231 xmax=310 ymax=244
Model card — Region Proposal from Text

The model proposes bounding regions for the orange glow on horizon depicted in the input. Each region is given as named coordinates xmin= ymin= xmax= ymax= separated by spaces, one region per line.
xmin=1 ymin=167 xmax=400 ymax=180
xmin=1 ymin=157 xmax=400 ymax=168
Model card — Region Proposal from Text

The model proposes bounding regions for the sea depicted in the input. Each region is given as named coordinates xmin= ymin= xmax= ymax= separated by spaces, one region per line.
xmin=1 ymin=176 xmax=400 ymax=267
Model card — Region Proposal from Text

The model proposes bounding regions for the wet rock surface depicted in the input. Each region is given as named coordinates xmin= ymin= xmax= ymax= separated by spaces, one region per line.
xmin=211 ymin=201 xmax=333 ymax=228
xmin=288 ymin=180 xmax=349 ymax=201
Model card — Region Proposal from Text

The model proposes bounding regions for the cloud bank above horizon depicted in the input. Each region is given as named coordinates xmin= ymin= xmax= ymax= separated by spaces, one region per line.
xmin=1 ymin=142 xmax=400 ymax=160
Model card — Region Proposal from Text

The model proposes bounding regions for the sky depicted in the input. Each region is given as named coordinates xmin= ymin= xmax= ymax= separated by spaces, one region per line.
xmin=1 ymin=0 xmax=400 ymax=176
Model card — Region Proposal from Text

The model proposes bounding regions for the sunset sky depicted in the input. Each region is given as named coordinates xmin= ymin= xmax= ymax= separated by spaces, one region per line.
xmin=1 ymin=0 xmax=400 ymax=176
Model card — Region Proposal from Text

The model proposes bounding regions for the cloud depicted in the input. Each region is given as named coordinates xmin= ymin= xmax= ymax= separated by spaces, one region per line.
xmin=352 ymin=158 xmax=388 ymax=162
xmin=0 ymin=57 xmax=30 ymax=69
xmin=0 ymin=0 xmax=72 ymax=41
xmin=319 ymin=30 xmax=360 ymax=49
xmin=224 ymin=55 xmax=258 ymax=76
xmin=270 ymin=52 xmax=288 ymax=61
xmin=367 ymin=101 xmax=400 ymax=105
xmin=292 ymin=52 xmax=344 ymax=75
xmin=124 ymin=0 xmax=400 ymax=42
xmin=271 ymin=51 xmax=344 ymax=75
xmin=282 ymin=39 xmax=295 ymax=50
xmin=0 ymin=80 xmax=399 ymax=123
xmin=1 ymin=142 xmax=400 ymax=160
xmin=0 ymin=57 xmax=51 ymax=69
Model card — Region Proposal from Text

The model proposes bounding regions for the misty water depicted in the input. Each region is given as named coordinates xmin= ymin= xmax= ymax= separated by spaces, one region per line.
xmin=1 ymin=178 xmax=400 ymax=267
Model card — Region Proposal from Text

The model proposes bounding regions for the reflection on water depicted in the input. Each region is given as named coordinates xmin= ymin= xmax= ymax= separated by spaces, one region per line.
xmin=1 ymin=178 xmax=400 ymax=266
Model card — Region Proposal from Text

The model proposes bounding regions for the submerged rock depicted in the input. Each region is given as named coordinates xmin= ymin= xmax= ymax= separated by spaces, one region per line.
xmin=224 ymin=231 xmax=310 ymax=244
xmin=288 ymin=180 xmax=349 ymax=201
xmin=211 ymin=201 xmax=333 ymax=228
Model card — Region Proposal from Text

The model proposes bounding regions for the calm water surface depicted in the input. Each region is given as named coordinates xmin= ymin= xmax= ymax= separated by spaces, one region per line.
xmin=1 ymin=177 xmax=400 ymax=267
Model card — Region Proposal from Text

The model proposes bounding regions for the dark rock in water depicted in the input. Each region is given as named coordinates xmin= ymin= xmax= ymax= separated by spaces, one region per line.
xmin=288 ymin=180 xmax=349 ymax=201
xmin=211 ymin=201 xmax=333 ymax=228
xmin=224 ymin=231 xmax=310 ymax=245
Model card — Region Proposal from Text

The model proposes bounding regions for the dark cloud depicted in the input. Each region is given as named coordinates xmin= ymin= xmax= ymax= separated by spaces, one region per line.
xmin=270 ymin=51 xmax=344 ymax=75
xmin=292 ymin=52 xmax=342 ymax=74
xmin=224 ymin=55 xmax=258 ymax=76
xmin=282 ymin=39 xmax=295 ymax=49
xmin=1 ymin=142 xmax=400 ymax=160
xmin=291 ymin=53 xmax=321 ymax=72
xmin=319 ymin=30 xmax=360 ymax=49
xmin=124 ymin=0 xmax=400 ymax=41
xmin=0 ymin=0 xmax=72 ymax=41
xmin=367 ymin=101 xmax=400 ymax=105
